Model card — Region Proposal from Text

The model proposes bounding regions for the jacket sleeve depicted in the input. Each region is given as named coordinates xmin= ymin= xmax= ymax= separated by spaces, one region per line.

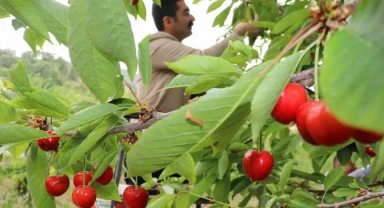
xmin=151 ymin=32 xmax=241 ymax=70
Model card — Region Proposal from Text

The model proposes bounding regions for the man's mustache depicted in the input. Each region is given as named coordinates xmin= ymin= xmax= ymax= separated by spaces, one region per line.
xmin=188 ymin=22 xmax=194 ymax=28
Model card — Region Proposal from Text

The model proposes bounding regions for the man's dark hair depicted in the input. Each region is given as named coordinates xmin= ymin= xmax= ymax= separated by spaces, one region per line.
xmin=152 ymin=0 xmax=180 ymax=31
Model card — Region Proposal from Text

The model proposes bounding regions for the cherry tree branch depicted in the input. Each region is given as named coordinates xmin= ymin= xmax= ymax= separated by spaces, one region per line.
xmin=107 ymin=111 xmax=173 ymax=135
xmin=290 ymin=68 xmax=315 ymax=86
xmin=318 ymin=191 xmax=384 ymax=208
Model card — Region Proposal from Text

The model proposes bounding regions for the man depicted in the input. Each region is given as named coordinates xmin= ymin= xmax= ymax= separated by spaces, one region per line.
xmin=136 ymin=0 xmax=260 ymax=113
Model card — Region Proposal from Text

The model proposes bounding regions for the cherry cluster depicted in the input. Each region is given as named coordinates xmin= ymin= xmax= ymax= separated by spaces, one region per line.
xmin=271 ymin=83 xmax=383 ymax=156
xmin=37 ymin=133 xmax=149 ymax=208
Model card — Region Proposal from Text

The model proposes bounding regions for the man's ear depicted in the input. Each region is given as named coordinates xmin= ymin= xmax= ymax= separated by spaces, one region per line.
xmin=163 ymin=16 xmax=173 ymax=28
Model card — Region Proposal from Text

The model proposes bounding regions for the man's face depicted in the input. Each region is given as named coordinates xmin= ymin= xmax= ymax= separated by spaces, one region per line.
xmin=172 ymin=1 xmax=195 ymax=41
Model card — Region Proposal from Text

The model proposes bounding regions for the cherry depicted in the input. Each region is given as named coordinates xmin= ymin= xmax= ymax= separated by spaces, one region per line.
xmin=242 ymin=149 xmax=274 ymax=182
xmin=93 ymin=166 xmax=114 ymax=186
xmin=123 ymin=186 xmax=149 ymax=208
xmin=73 ymin=171 xmax=93 ymax=187
xmin=352 ymin=128 xmax=383 ymax=144
xmin=45 ymin=174 xmax=70 ymax=196
xmin=132 ymin=0 xmax=139 ymax=6
xmin=271 ymin=83 xmax=308 ymax=125
xmin=366 ymin=146 xmax=376 ymax=157
xmin=295 ymin=100 xmax=319 ymax=146
xmin=72 ymin=185 xmax=97 ymax=208
xmin=37 ymin=131 xmax=60 ymax=151
xmin=305 ymin=101 xmax=354 ymax=146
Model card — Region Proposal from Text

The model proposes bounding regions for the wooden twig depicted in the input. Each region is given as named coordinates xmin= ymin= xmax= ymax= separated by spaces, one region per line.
xmin=318 ymin=191 xmax=384 ymax=208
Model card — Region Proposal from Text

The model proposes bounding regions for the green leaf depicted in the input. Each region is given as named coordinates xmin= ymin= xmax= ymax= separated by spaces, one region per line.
xmin=0 ymin=124 xmax=49 ymax=145
xmin=147 ymin=194 xmax=175 ymax=208
xmin=90 ymin=148 xmax=119 ymax=184
xmin=23 ymin=28 xmax=38 ymax=55
xmin=282 ymin=0 xmax=310 ymax=17
xmin=212 ymin=171 xmax=230 ymax=203
xmin=213 ymin=5 xmax=231 ymax=27
xmin=9 ymin=89 xmax=69 ymax=118
xmin=371 ymin=140 xmax=384 ymax=179
xmin=7 ymin=142 xmax=29 ymax=159
xmin=230 ymin=40 xmax=252 ymax=61
xmin=138 ymin=34 xmax=152 ymax=86
xmin=185 ymin=74 xmax=230 ymax=95
xmin=250 ymin=52 xmax=301 ymax=141
xmin=227 ymin=142 xmax=249 ymax=151
xmin=91 ymin=181 xmax=122 ymax=202
xmin=159 ymin=153 xmax=195 ymax=183
xmin=57 ymin=120 xmax=100 ymax=171
xmin=302 ymin=140 xmax=353 ymax=159
xmin=337 ymin=145 xmax=354 ymax=165
xmin=137 ymin=0 xmax=146 ymax=21
xmin=195 ymin=159 xmax=217 ymax=177
xmin=320 ymin=0 xmax=384 ymax=133
xmin=84 ymin=0 xmax=137 ymax=81
xmin=0 ymin=6 xmax=9 ymax=18
xmin=12 ymin=18 xmax=26 ymax=30
xmin=26 ymin=144 xmax=56 ymax=208
xmin=153 ymin=0 xmax=161 ymax=6
xmin=279 ymin=160 xmax=294 ymax=191
xmin=123 ymin=0 xmax=138 ymax=19
xmin=33 ymin=0 xmax=68 ymax=45
xmin=0 ymin=0 xmax=50 ymax=41
xmin=0 ymin=100 xmax=18 ymax=123
xmin=126 ymin=54 xmax=301 ymax=177
xmin=165 ymin=55 xmax=241 ymax=76
xmin=68 ymin=100 xmax=97 ymax=114
xmin=207 ymin=0 xmax=225 ymax=13
xmin=333 ymin=188 xmax=357 ymax=197
xmin=68 ymin=0 xmax=123 ymax=103
xmin=54 ymin=103 xmax=121 ymax=135
xmin=188 ymin=170 xmax=217 ymax=205
xmin=168 ymin=74 xmax=197 ymax=88
xmin=9 ymin=60 xmax=30 ymax=88
xmin=173 ymin=193 xmax=189 ymax=208
xmin=217 ymin=151 xmax=229 ymax=180
xmin=265 ymin=196 xmax=278 ymax=208
xmin=66 ymin=112 xmax=124 ymax=167
xmin=324 ymin=167 xmax=344 ymax=193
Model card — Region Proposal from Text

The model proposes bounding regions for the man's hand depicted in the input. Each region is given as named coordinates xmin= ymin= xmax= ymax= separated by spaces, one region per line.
xmin=234 ymin=15 xmax=260 ymax=37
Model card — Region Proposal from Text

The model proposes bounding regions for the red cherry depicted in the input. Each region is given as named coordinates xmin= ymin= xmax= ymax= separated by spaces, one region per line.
xmin=37 ymin=131 xmax=60 ymax=151
xmin=45 ymin=175 xmax=70 ymax=196
xmin=73 ymin=171 xmax=93 ymax=187
xmin=242 ymin=150 xmax=274 ymax=182
xmin=271 ymin=83 xmax=308 ymax=124
xmin=352 ymin=129 xmax=383 ymax=144
xmin=366 ymin=146 xmax=376 ymax=157
xmin=72 ymin=185 xmax=97 ymax=208
xmin=305 ymin=101 xmax=354 ymax=146
xmin=123 ymin=186 xmax=149 ymax=208
xmin=93 ymin=166 xmax=114 ymax=186
xmin=295 ymin=100 xmax=319 ymax=146
xmin=132 ymin=0 xmax=139 ymax=6
xmin=37 ymin=138 xmax=51 ymax=151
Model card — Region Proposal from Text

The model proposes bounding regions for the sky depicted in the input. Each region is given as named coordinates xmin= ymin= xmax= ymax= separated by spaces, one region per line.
xmin=0 ymin=0 xmax=236 ymax=63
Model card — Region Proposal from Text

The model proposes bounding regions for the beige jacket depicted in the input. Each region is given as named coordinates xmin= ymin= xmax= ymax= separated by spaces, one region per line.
xmin=136 ymin=31 xmax=241 ymax=113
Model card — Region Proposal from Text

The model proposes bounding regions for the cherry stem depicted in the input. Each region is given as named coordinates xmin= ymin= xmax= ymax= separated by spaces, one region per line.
xmin=135 ymin=176 xmax=138 ymax=189
xmin=178 ymin=191 xmax=239 ymax=208
xmin=314 ymin=32 xmax=324 ymax=101
xmin=123 ymin=79 xmax=143 ymax=108
xmin=50 ymin=117 xmax=52 ymax=131
xmin=83 ymin=155 xmax=86 ymax=187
